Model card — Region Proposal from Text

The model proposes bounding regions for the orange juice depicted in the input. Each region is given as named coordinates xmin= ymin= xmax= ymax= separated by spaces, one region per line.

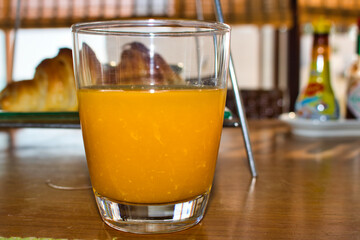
xmin=78 ymin=86 xmax=226 ymax=204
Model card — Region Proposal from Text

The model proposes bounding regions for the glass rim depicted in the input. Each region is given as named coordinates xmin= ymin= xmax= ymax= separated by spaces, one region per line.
xmin=71 ymin=19 xmax=230 ymax=37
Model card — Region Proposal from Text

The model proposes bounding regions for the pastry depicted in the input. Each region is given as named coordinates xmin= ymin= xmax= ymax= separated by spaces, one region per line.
xmin=0 ymin=42 xmax=181 ymax=112
xmin=118 ymin=42 xmax=182 ymax=85
xmin=0 ymin=48 xmax=77 ymax=111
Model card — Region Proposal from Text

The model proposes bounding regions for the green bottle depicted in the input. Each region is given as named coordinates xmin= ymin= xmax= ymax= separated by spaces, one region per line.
xmin=295 ymin=18 xmax=339 ymax=120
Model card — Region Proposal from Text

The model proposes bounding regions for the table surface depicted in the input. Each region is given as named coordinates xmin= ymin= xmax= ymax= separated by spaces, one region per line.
xmin=0 ymin=120 xmax=360 ymax=240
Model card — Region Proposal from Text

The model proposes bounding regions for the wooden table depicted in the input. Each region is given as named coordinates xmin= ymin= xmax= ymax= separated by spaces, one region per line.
xmin=0 ymin=120 xmax=360 ymax=239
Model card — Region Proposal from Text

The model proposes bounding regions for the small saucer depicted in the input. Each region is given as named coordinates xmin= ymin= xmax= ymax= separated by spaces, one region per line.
xmin=279 ymin=112 xmax=360 ymax=137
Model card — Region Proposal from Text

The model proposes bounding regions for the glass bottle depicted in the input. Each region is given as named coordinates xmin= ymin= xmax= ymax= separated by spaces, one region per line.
xmin=295 ymin=18 xmax=339 ymax=120
xmin=346 ymin=18 xmax=360 ymax=119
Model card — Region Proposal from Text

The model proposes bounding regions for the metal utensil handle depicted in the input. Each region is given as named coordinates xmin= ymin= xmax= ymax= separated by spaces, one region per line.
xmin=213 ymin=0 xmax=258 ymax=178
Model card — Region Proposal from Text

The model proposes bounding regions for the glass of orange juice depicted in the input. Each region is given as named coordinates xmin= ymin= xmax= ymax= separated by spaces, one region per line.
xmin=71 ymin=19 xmax=230 ymax=234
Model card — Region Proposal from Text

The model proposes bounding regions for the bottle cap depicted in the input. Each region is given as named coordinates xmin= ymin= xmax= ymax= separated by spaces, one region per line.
xmin=312 ymin=17 xmax=332 ymax=34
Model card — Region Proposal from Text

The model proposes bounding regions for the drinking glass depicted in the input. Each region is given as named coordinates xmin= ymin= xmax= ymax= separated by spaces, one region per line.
xmin=71 ymin=19 xmax=230 ymax=234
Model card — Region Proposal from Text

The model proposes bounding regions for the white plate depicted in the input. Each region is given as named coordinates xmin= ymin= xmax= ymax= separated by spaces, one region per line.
xmin=279 ymin=112 xmax=360 ymax=138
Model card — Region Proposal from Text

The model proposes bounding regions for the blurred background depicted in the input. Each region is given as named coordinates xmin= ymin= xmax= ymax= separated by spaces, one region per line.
xmin=0 ymin=0 xmax=359 ymax=118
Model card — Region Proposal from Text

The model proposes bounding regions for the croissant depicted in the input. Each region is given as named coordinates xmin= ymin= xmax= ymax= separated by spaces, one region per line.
xmin=81 ymin=42 xmax=182 ymax=85
xmin=118 ymin=42 xmax=183 ymax=85
xmin=0 ymin=48 xmax=77 ymax=112
xmin=0 ymin=43 xmax=181 ymax=111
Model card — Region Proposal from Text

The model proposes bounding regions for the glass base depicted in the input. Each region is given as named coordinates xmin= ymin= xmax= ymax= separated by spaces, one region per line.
xmin=94 ymin=191 xmax=210 ymax=234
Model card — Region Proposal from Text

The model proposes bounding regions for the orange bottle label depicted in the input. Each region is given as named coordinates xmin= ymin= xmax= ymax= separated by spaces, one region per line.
xmin=304 ymin=82 xmax=324 ymax=96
